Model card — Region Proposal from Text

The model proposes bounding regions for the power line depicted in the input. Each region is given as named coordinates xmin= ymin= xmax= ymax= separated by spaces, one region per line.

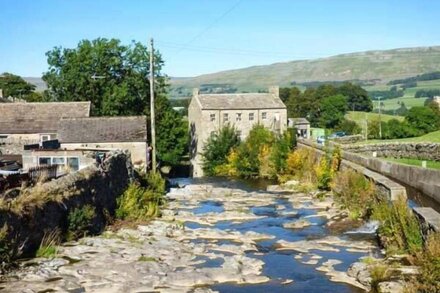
xmin=174 ymin=0 xmax=243 ymax=54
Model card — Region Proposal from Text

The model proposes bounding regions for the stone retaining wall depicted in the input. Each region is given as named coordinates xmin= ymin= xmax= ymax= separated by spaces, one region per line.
xmin=332 ymin=135 xmax=364 ymax=145
xmin=0 ymin=151 xmax=133 ymax=258
xmin=341 ymin=142 xmax=440 ymax=161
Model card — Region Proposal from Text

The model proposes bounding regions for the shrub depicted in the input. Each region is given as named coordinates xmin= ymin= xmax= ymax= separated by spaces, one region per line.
xmin=331 ymin=169 xmax=376 ymax=219
xmin=315 ymin=156 xmax=332 ymax=190
xmin=233 ymin=125 xmax=274 ymax=177
xmin=270 ymin=130 xmax=294 ymax=175
xmin=67 ymin=205 xmax=96 ymax=240
xmin=369 ymin=264 xmax=392 ymax=292
xmin=371 ymin=197 xmax=423 ymax=255
xmin=0 ymin=224 xmax=12 ymax=267
xmin=285 ymin=148 xmax=317 ymax=184
xmin=116 ymin=173 xmax=165 ymax=221
xmin=202 ymin=125 xmax=240 ymax=176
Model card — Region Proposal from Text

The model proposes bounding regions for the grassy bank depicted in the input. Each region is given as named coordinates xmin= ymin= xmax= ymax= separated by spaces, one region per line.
xmin=353 ymin=130 xmax=440 ymax=144
xmin=383 ymin=157 xmax=440 ymax=170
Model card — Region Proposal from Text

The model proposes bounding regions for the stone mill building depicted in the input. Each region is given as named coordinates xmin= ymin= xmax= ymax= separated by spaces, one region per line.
xmin=188 ymin=86 xmax=287 ymax=177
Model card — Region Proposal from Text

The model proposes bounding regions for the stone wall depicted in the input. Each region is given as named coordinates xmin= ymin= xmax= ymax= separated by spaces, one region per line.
xmin=341 ymin=142 xmax=440 ymax=161
xmin=0 ymin=151 xmax=133 ymax=258
xmin=332 ymin=135 xmax=364 ymax=145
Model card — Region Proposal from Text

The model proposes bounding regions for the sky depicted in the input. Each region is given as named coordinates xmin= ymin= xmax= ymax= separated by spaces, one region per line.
xmin=1 ymin=0 xmax=440 ymax=77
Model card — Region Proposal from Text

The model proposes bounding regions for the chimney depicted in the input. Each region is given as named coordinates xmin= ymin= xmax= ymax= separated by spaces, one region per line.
xmin=192 ymin=88 xmax=200 ymax=97
xmin=268 ymin=86 xmax=279 ymax=97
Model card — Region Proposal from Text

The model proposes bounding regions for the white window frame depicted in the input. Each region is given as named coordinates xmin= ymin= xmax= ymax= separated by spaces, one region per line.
xmin=262 ymin=112 xmax=267 ymax=120
xmin=249 ymin=113 xmax=254 ymax=121
xmin=223 ymin=113 xmax=229 ymax=122
xmin=210 ymin=113 xmax=216 ymax=122
xmin=236 ymin=113 xmax=242 ymax=121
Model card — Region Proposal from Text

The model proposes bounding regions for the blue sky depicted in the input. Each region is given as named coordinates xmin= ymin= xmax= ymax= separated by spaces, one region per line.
xmin=1 ymin=0 xmax=440 ymax=77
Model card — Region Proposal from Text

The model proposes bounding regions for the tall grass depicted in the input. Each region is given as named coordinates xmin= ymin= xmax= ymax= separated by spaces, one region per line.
xmin=36 ymin=230 xmax=61 ymax=258
xmin=371 ymin=197 xmax=423 ymax=255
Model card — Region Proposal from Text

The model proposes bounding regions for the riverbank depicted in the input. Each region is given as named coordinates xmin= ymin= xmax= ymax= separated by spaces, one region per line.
xmin=1 ymin=179 xmax=380 ymax=292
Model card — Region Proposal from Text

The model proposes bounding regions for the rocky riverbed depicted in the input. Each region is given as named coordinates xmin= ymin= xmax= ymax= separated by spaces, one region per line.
xmin=0 ymin=179 xmax=382 ymax=292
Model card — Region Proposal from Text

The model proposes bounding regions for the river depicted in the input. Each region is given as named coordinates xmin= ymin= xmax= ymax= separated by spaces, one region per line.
xmin=1 ymin=178 xmax=380 ymax=292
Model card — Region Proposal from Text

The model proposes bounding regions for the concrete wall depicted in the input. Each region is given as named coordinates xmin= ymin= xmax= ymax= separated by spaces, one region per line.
xmin=342 ymin=142 xmax=440 ymax=161
xmin=297 ymin=141 xmax=407 ymax=201
xmin=0 ymin=151 xmax=133 ymax=258
xmin=299 ymin=139 xmax=440 ymax=204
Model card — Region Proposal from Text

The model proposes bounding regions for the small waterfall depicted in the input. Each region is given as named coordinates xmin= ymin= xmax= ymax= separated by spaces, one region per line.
xmin=344 ymin=220 xmax=379 ymax=235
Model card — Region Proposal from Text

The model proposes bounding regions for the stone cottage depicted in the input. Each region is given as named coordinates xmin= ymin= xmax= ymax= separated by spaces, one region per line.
xmin=188 ymin=86 xmax=287 ymax=177
xmin=0 ymin=102 xmax=91 ymax=154
xmin=57 ymin=116 xmax=147 ymax=168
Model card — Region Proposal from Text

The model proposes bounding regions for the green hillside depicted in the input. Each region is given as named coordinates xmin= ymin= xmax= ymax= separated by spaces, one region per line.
xmin=171 ymin=46 xmax=440 ymax=95
xmin=345 ymin=111 xmax=404 ymax=125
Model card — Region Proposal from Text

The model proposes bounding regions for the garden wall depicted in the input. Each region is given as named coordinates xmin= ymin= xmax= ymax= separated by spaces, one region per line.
xmin=0 ymin=150 xmax=134 ymax=258
xmin=342 ymin=142 xmax=440 ymax=161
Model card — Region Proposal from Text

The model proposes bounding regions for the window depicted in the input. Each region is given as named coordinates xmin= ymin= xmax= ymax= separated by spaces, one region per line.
xmin=223 ymin=113 xmax=229 ymax=122
xmin=39 ymin=157 xmax=51 ymax=165
xmin=210 ymin=113 xmax=216 ymax=122
xmin=237 ymin=130 xmax=242 ymax=137
xmin=236 ymin=113 xmax=242 ymax=121
xmin=52 ymin=157 xmax=65 ymax=165
xmin=262 ymin=112 xmax=267 ymax=120
xmin=249 ymin=113 xmax=254 ymax=121
xmin=67 ymin=157 xmax=80 ymax=171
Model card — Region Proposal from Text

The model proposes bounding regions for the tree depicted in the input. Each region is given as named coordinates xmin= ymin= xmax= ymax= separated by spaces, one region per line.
xmin=202 ymin=125 xmax=240 ymax=176
xmin=319 ymin=94 xmax=348 ymax=129
xmin=405 ymin=106 xmax=440 ymax=134
xmin=338 ymin=82 xmax=372 ymax=112
xmin=0 ymin=73 xmax=36 ymax=100
xmin=43 ymin=38 xmax=187 ymax=165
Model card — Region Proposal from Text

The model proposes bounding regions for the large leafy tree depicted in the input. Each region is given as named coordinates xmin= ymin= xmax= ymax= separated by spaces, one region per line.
xmin=405 ymin=106 xmax=440 ymax=134
xmin=0 ymin=73 xmax=36 ymax=100
xmin=43 ymin=38 xmax=187 ymax=165
xmin=319 ymin=94 xmax=348 ymax=129
xmin=338 ymin=82 xmax=372 ymax=112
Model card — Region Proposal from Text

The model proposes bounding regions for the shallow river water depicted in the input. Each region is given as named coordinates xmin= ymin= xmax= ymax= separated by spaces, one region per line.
xmin=1 ymin=177 xmax=379 ymax=292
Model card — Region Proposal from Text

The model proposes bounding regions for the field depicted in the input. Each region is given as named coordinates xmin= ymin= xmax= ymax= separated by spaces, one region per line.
xmin=380 ymin=97 xmax=428 ymax=111
xmin=345 ymin=111 xmax=403 ymax=125
xmin=355 ymin=130 xmax=440 ymax=144
xmin=383 ymin=157 xmax=440 ymax=170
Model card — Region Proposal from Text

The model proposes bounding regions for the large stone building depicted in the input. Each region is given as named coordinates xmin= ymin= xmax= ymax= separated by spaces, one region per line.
xmin=188 ymin=86 xmax=287 ymax=177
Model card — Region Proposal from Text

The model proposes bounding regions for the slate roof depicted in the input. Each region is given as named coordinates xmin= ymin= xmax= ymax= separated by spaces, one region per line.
xmin=289 ymin=118 xmax=310 ymax=125
xmin=58 ymin=116 xmax=147 ymax=143
xmin=0 ymin=102 xmax=91 ymax=134
xmin=196 ymin=93 xmax=286 ymax=110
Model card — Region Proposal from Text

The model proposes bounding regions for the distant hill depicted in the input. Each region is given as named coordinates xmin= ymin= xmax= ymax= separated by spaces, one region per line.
xmin=170 ymin=46 xmax=440 ymax=96
xmin=23 ymin=77 xmax=46 ymax=92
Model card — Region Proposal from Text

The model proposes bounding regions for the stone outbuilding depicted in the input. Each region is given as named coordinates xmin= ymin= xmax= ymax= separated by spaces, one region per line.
xmin=288 ymin=118 xmax=310 ymax=139
xmin=188 ymin=86 xmax=287 ymax=177
xmin=57 ymin=116 xmax=148 ymax=168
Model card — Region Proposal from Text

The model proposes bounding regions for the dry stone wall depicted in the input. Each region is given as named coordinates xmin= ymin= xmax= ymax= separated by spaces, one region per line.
xmin=342 ymin=143 xmax=440 ymax=161
xmin=0 ymin=151 xmax=133 ymax=258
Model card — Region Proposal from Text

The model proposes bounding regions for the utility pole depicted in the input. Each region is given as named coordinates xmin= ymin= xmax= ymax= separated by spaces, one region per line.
xmin=149 ymin=38 xmax=157 ymax=173
xmin=378 ymin=96 xmax=382 ymax=139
